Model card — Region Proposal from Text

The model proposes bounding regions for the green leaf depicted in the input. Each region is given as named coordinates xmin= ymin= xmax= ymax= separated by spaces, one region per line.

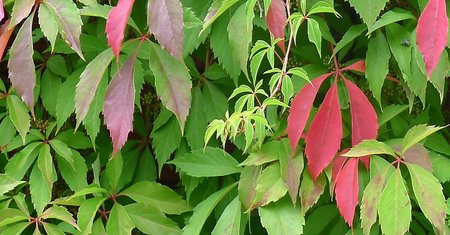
xmin=106 ymin=203 xmax=134 ymax=235
xmin=5 ymin=142 xmax=41 ymax=180
xmin=259 ymin=197 xmax=304 ymax=235
xmin=44 ymin=0 xmax=84 ymax=59
xmin=430 ymin=152 xmax=450 ymax=183
xmin=0 ymin=222 xmax=29 ymax=235
xmin=240 ymin=140 xmax=281 ymax=166
xmin=170 ymin=147 xmax=241 ymax=177
xmin=56 ymin=70 xmax=81 ymax=131
xmin=361 ymin=161 xmax=394 ymax=235
xmin=121 ymin=181 xmax=191 ymax=215
xmin=378 ymin=104 xmax=408 ymax=127
xmin=365 ymin=32 xmax=390 ymax=107
xmin=211 ymin=197 xmax=242 ymax=235
xmin=148 ymin=42 xmax=192 ymax=130
xmin=238 ymin=165 xmax=261 ymax=210
xmin=430 ymin=50 xmax=449 ymax=102
xmin=37 ymin=144 xmax=55 ymax=187
xmin=250 ymin=162 xmax=288 ymax=209
xmin=56 ymin=150 xmax=88 ymax=192
xmin=228 ymin=3 xmax=252 ymax=78
xmin=30 ymin=163 xmax=55 ymax=215
xmin=342 ymin=140 xmax=397 ymax=157
xmin=402 ymin=125 xmax=446 ymax=154
xmin=202 ymin=0 xmax=240 ymax=31
xmin=299 ymin=168 xmax=326 ymax=215
xmin=7 ymin=95 xmax=30 ymax=144
xmin=125 ymin=203 xmax=182 ymax=235
xmin=185 ymin=87 xmax=207 ymax=150
xmin=348 ymin=0 xmax=389 ymax=28
xmin=0 ymin=174 xmax=24 ymax=196
xmin=151 ymin=116 xmax=182 ymax=172
xmin=41 ymin=205 xmax=79 ymax=230
xmin=406 ymin=163 xmax=446 ymax=233
xmin=40 ymin=70 xmax=62 ymax=116
xmin=332 ymin=24 xmax=366 ymax=57
xmin=49 ymin=139 xmax=74 ymax=167
xmin=104 ymin=152 xmax=123 ymax=193
xmin=67 ymin=184 xmax=106 ymax=201
xmin=75 ymin=48 xmax=114 ymax=126
xmin=307 ymin=18 xmax=322 ymax=57
xmin=279 ymin=140 xmax=303 ymax=204
xmin=46 ymin=55 xmax=69 ymax=77
xmin=77 ymin=197 xmax=107 ymax=235
xmin=182 ymin=183 xmax=237 ymax=235
xmin=0 ymin=117 xmax=16 ymax=147
xmin=378 ymin=169 xmax=411 ymax=235
xmin=42 ymin=223 xmax=65 ymax=235
xmin=0 ymin=208 xmax=28 ymax=227
xmin=367 ymin=8 xmax=416 ymax=35
xmin=307 ymin=1 xmax=339 ymax=16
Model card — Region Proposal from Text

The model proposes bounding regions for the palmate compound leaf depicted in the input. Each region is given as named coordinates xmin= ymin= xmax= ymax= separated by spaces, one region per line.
xmin=406 ymin=163 xmax=446 ymax=233
xmin=75 ymin=48 xmax=115 ymax=126
xmin=103 ymin=52 xmax=138 ymax=155
xmin=344 ymin=78 xmax=378 ymax=168
xmin=305 ymin=80 xmax=342 ymax=180
xmin=44 ymin=0 xmax=84 ymax=59
xmin=8 ymin=12 xmax=35 ymax=113
xmin=147 ymin=0 xmax=184 ymax=59
xmin=148 ymin=41 xmax=192 ymax=130
xmin=416 ymin=0 xmax=448 ymax=78
xmin=266 ymin=0 xmax=287 ymax=52
xmin=287 ymin=72 xmax=332 ymax=154
xmin=378 ymin=168 xmax=411 ymax=235
xmin=334 ymin=158 xmax=359 ymax=226
xmin=106 ymin=0 xmax=135 ymax=57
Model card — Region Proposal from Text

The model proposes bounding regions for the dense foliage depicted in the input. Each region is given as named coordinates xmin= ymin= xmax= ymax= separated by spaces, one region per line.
xmin=0 ymin=0 xmax=449 ymax=234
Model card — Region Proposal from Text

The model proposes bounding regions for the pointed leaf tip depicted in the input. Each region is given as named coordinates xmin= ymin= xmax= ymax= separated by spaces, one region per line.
xmin=103 ymin=53 xmax=138 ymax=154
xmin=106 ymin=0 xmax=135 ymax=57
xmin=335 ymin=158 xmax=359 ymax=226
xmin=416 ymin=0 xmax=448 ymax=78
xmin=305 ymin=81 xmax=342 ymax=180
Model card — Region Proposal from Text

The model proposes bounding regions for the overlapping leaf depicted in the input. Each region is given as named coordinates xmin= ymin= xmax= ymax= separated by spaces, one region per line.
xmin=9 ymin=0 xmax=34 ymax=28
xmin=106 ymin=0 xmax=135 ymax=56
xmin=147 ymin=0 xmax=184 ymax=59
xmin=334 ymin=158 xmax=359 ymax=226
xmin=0 ymin=20 xmax=14 ymax=61
xmin=266 ymin=0 xmax=286 ymax=52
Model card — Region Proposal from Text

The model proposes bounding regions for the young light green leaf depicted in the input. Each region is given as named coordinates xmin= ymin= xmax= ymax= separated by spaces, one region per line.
xmin=6 ymin=95 xmax=30 ymax=144
xmin=148 ymin=41 xmax=192 ymax=130
xmin=121 ymin=181 xmax=191 ymax=215
xmin=259 ymin=197 xmax=304 ymax=235
xmin=106 ymin=203 xmax=134 ymax=235
xmin=307 ymin=18 xmax=322 ymax=56
xmin=75 ymin=48 xmax=114 ymax=126
xmin=378 ymin=169 xmax=411 ymax=235
xmin=125 ymin=203 xmax=182 ymax=235
xmin=211 ymin=197 xmax=242 ymax=235
xmin=307 ymin=1 xmax=339 ymax=16
xmin=0 ymin=174 xmax=24 ymax=196
xmin=342 ymin=140 xmax=397 ymax=157
xmin=402 ymin=124 xmax=447 ymax=154
xmin=182 ymin=183 xmax=237 ymax=235
xmin=406 ymin=163 xmax=446 ymax=233
xmin=169 ymin=147 xmax=241 ymax=177
xmin=44 ymin=0 xmax=84 ymax=59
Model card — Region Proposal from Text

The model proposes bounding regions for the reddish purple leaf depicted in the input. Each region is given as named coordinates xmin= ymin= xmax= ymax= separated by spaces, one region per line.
xmin=341 ymin=60 xmax=365 ymax=73
xmin=344 ymin=79 xmax=378 ymax=169
xmin=8 ymin=13 xmax=35 ymax=113
xmin=147 ymin=0 xmax=184 ymax=59
xmin=335 ymin=157 xmax=359 ymax=226
xmin=0 ymin=0 xmax=4 ymax=22
xmin=106 ymin=0 xmax=135 ymax=57
xmin=288 ymin=73 xmax=332 ymax=154
xmin=0 ymin=20 xmax=14 ymax=61
xmin=103 ymin=53 xmax=137 ymax=155
xmin=417 ymin=0 xmax=448 ymax=78
xmin=266 ymin=0 xmax=286 ymax=52
xmin=305 ymin=81 xmax=342 ymax=180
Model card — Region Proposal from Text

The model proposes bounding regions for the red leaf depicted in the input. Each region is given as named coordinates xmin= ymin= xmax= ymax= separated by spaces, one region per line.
xmin=8 ymin=13 xmax=35 ymax=113
xmin=341 ymin=60 xmax=365 ymax=73
xmin=0 ymin=20 xmax=14 ymax=61
xmin=103 ymin=53 xmax=137 ymax=155
xmin=344 ymin=79 xmax=378 ymax=169
xmin=0 ymin=0 xmax=4 ymax=22
xmin=417 ymin=0 xmax=448 ymax=78
xmin=106 ymin=0 xmax=135 ymax=57
xmin=266 ymin=0 xmax=286 ymax=52
xmin=305 ymin=80 xmax=342 ymax=180
xmin=331 ymin=150 xmax=348 ymax=192
xmin=147 ymin=0 xmax=184 ymax=59
xmin=335 ymin=157 xmax=359 ymax=226
xmin=287 ymin=73 xmax=331 ymax=154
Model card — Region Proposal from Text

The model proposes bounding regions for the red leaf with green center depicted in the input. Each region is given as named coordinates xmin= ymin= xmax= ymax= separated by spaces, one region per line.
xmin=288 ymin=73 xmax=331 ymax=154
xmin=335 ymin=157 xmax=359 ymax=226
xmin=266 ymin=0 xmax=286 ymax=52
xmin=103 ymin=53 xmax=137 ymax=155
xmin=416 ymin=0 xmax=448 ymax=78
xmin=344 ymin=79 xmax=378 ymax=168
xmin=305 ymin=80 xmax=342 ymax=180
xmin=106 ymin=0 xmax=135 ymax=57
